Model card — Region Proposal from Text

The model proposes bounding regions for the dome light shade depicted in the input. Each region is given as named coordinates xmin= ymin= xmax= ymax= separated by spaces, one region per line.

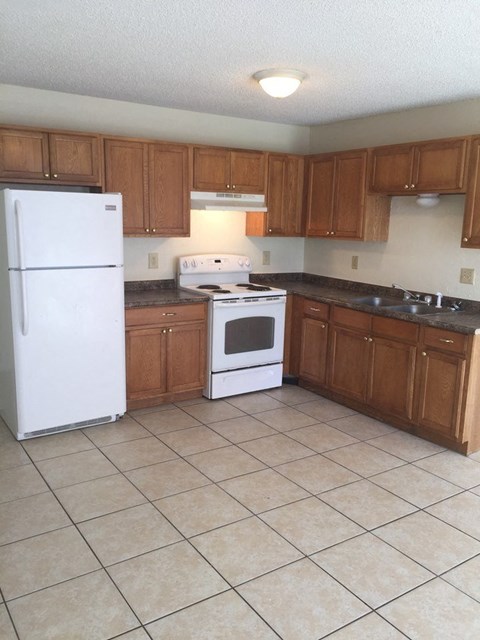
xmin=416 ymin=193 xmax=440 ymax=208
xmin=253 ymin=69 xmax=306 ymax=98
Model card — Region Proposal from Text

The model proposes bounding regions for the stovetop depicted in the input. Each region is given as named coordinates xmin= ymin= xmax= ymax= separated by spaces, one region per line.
xmin=180 ymin=282 xmax=286 ymax=300
xmin=177 ymin=254 xmax=286 ymax=300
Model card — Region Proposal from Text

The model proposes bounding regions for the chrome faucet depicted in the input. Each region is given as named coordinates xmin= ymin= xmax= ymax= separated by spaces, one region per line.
xmin=392 ymin=283 xmax=422 ymax=302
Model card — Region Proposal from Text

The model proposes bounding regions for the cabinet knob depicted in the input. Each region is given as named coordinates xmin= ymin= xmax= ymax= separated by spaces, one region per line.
xmin=364 ymin=336 xmax=368 ymax=341
xmin=52 ymin=174 xmax=58 ymax=178
xmin=162 ymin=329 xmax=167 ymax=334
xmin=152 ymin=228 xmax=156 ymax=233
xmin=368 ymin=337 xmax=373 ymax=342
xmin=463 ymin=237 xmax=469 ymax=242
xmin=422 ymin=351 xmax=427 ymax=356
xmin=320 ymin=323 xmax=326 ymax=329
xmin=404 ymin=184 xmax=409 ymax=190
xmin=226 ymin=184 xmax=230 ymax=189
xmin=331 ymin=231 xmax=335 ymax=235
xmin=411 ymin=184 xmax=415 ymax=189
xmin=145 ymin=228 xmax=150 ymax=233
xmin=44 ymin=173 xmax=50 ymax=178
xmin=232 ymin=184 xmax=236 ymax=189
xmin=168 ymin=328 xmax=173 ymax=333
xmin=268 ymin=228 xmax=272 ymax=233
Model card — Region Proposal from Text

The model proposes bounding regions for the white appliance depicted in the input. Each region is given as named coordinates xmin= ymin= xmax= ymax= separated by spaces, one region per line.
xmin=190 ymin=191 xmax=267 ymax=211
xmin=178 ymin=254 xmax=286 ymax=399
xmin=0 ymin=189 xmax=126 ymax=440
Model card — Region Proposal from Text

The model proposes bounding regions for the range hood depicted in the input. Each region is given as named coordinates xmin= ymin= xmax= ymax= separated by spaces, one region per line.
xmin=190 ymin=191 xmax=267 ymax=212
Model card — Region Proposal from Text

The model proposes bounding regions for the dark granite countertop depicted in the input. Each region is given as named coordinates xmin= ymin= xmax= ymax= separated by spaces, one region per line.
xmin=251 ymin=274 xmax=480 ymax=336
xmin=124 ymin=280 xmax=208 ymax=308
xmin=124 ymin=275 xmax=480 ymax=334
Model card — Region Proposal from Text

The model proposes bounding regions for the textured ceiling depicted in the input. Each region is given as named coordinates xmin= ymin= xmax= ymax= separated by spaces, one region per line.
xmin=1 ymin=0 xmax=480 ymax=126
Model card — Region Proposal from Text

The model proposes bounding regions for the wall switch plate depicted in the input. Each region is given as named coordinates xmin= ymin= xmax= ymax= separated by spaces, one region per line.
xmin=262 ymin=250 xmax=271 ymax=266
xmin=148 ymin=252 xmax=159 ymax=269
xmin=460 ymin=267 xmax=475 ymax=285
xmin=351 ymin=255 xmax=359 ymax=270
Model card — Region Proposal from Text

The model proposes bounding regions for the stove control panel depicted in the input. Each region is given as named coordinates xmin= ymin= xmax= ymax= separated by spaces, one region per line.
xmin=178 ymin=254 xmax=252 ymax=274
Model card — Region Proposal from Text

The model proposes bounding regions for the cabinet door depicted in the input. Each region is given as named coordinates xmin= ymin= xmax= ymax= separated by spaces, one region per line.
xmin=299 ymin=318 xmax=329 ymax=385
xmin=0 ymin=129 xmax=49 ymax=180
xmin=104 ymin=139 xmax=149 ymax=235
xmin=413 ymin=138 xmax=468 ymax=193
xmin=368 ymin=337 xmax=416 ymax=421
xmin=192 ymin=147 xmax=230 ymax=191
xmin=333 ymin=151 xmax=366 ymax=239
xmin=149 ymin=143 xmax=190 ymax=236
xmin=49 ymin=133 xmax=101 ymax=184
xmin=126 ymin=328 xmax=167 ymax=401
xmin=230 ymin=150 xmax=265 ymax=193
xmin=167 ymin=322 xmax=206 ymax=392
xmin=328 ymin=326 xmax=370 ymax=401
xmin=462 ymin=136 xmax=480 ymax=247
xmin=265 ymin=154 xmax=287 ymax=235
xmin=368 ymin=145 xmax=413 ymax=193
xmin=306 ymin=155 xmax=335 ymax=236
xmin=415 ymin=350 xmax=466 ymax=440
xmin=284 ymin=155 xmax=305 ymax=236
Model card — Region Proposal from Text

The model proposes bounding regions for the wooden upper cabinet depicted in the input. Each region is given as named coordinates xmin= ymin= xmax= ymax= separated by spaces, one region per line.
xmin=368 ymin=137 xmax=469 ymax=194
xmin=104 ymin=137 xmax=189 ymax=237
xmin=306 ymin=149 xmax=389 ymax=241
xmin=245 ymin=153 xmax=304 ymax=237
xmin=0 ymin=128 xmax=101 ymax=185
xmin=192 ymin=146 xmax=265 ymax=193
xmin=148 ymin=143 xmax=189 ymax=236
xmin=104 ymin=139 xmax=148 ymax=235
xmin=462 ymin=136 xmax=480 ymax=247
xmin=0 ymin=129 xmax=49 ymax=180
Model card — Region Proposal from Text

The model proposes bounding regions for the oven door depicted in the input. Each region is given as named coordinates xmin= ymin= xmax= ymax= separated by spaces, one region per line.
xmin=210 ymin=296 xmax=286 ymax=371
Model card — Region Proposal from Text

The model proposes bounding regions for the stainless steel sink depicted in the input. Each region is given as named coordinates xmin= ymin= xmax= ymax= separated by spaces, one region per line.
xmin=351 ymin=296 xmax=400 ymax=307
xmin=351 ymin=296 xmax=399 ymax=307
xmin=388 ymin=304 xmax=452 ymax=315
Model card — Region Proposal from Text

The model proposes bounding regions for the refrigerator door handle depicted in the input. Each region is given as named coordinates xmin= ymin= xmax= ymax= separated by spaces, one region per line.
xmin=19 ymin=271 xmax=29 ymax=336
xmin=14 ymin=200 xmax=29 ymax=335
xmin=14 ymin=199 xmax=26 ymax=270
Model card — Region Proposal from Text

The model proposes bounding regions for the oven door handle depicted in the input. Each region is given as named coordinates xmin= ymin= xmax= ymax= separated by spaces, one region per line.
xmin=213 ymin=297 xmax=286 ymax=309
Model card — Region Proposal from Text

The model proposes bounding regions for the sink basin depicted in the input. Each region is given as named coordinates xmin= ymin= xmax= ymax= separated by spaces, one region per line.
xmin=388 ymin=304 xmax=452 ymax=315
xmin=351 ymin=296 xmax=400 ymax=307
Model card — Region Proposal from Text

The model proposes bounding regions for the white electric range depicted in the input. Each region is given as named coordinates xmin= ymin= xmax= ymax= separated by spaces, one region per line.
xmin=178 ymin=254 xmax=286 ymax=399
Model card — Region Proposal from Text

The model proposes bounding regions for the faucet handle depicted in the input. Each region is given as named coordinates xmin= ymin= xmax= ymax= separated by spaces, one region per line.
xmin=424 ymin=295 xmax=432 ymax=305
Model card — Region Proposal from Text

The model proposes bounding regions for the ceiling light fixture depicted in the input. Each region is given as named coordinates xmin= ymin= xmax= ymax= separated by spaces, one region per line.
xmin=253 ymin=69 xmax=306 ymax=98
xmin=416 ymin=193 xmax=440 ymax=208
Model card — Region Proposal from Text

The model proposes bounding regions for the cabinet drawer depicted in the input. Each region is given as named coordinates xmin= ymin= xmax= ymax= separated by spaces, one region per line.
xmin=126 ymin=303 xmax=206 ymax=327
xmin=422 ymin=327 xmax=468 ymax=355
xmin=372 ymin=316 xmax=418 ymax=343
xmin=302 ymin=298 xmax=329 ymax=321
xmin=332 ymin=305 xmax=371 ymax=331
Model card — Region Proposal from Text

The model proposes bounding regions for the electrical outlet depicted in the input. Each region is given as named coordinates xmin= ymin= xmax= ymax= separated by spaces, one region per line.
xmin=460 ymin=267 xmax=475 ymax=285
xmin=148 ymin=252 xmax=159 ymax=269
xmin=262 ymin=250 xmax=271 ymax=266
xmin=351 ymin=255 xmax=359 ymax=270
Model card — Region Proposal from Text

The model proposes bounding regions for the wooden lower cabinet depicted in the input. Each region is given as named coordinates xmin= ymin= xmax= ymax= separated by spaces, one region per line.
xmin=293 ymin=296 xmax=480 ymax=453
xmin=125 ymin=303 xmax=207 ymax=408
xmin=298 ymin=298 xmax=329 ymax=385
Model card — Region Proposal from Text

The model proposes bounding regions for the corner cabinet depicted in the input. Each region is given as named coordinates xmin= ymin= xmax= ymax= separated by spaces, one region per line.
xmin=125 ymin=303 xmax=207 ymax=409
xmin=104 ymin=138 xmax=189 ymax=237
xmin=192 ymin=146 xmax=265 ymax=194
xmin=306 ymin=149 xmax=390 ymax=241
xmin=246 ymin=153 xmax=304 ymax=236
xmin=0 ymin=127 xmax=102 ymax=185
xmin=368 ymin=137 xmax=469 ymax=195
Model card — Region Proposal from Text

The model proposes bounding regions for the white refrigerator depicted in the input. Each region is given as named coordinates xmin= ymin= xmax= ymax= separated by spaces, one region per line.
xmin=0 ymin=189 xmax=126 ymax=440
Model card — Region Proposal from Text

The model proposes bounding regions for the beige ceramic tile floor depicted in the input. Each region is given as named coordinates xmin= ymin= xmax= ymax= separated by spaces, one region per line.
xmin=2 ymin=385 xmax=480 ymax=639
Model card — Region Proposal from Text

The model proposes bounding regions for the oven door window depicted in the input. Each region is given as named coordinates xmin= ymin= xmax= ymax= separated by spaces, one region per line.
xmin=225 ymin=316 xmax=274 ymax=354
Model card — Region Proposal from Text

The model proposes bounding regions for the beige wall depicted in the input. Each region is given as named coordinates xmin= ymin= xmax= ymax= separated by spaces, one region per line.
xmin=0 ymin=84 xmax=308 ymax=280
xmin=307 ymin=99 xmax=480 ymax=300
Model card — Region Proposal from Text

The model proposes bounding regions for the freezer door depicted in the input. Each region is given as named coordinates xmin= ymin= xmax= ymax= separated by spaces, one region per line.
xmin=2 ymin=190 xmax=123 ymax=268
xmin=9 ymin=267 xmax=126 ymax=437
